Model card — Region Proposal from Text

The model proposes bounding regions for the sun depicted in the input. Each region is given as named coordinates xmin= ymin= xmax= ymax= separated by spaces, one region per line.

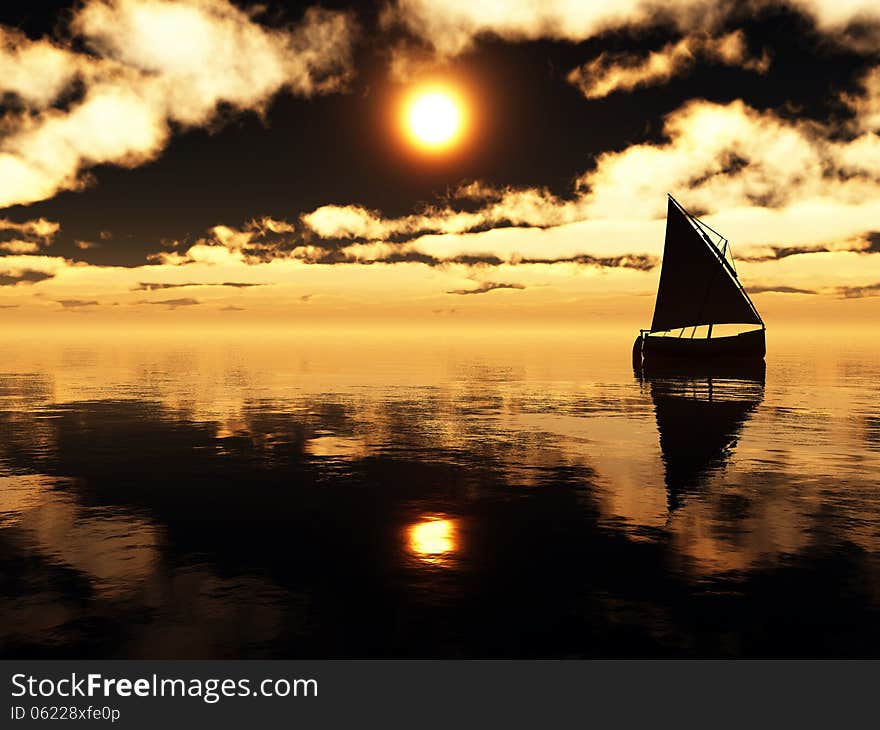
xmin=403 ymin=87 xmax=465 ymax=152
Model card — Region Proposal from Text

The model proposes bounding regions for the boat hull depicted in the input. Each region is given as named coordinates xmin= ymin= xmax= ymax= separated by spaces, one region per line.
xmin=634 ymin=328 xmax=765 ymax=367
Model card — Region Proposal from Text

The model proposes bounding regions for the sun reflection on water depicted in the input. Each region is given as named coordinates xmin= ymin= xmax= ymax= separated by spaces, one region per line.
xmin=407 ymin=517 xmax=459 ymax=566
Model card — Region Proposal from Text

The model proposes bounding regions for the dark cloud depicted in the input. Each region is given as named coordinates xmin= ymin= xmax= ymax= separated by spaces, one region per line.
xmin=292 ymin=249 xmax=441 ymax=266
xmin=56 ymin=299 xmax=99 ymax=308
xmin=0 ymin=270 xmax=54 ymax=286
xmin=863 ymin=232 xmax=880 ymax=253
xmin=0 ymin=304 xmax=20 ymax=309
xmin=748 ymin=285 xmax=817 ymax=294
xmin=291 ymin=249 xmax=656 ymax=270
xmin=834 ymin=282 xmax=880 ymax=299
xmin=444 ymin=254 xmax=505 ymax=266
xmin=138 ymin=298 xmax=201 ymax=308
xmin=220 ymin=305 xmax=245 ymax=311
xmin=741 ymin=238 xmax=880 ymax=263
xmin=447 ymin=282 xmax=526 ymax=296
xmin=517 ymin=254 xmax=657 ymax=271
xmin=740 ymin=244 xmax=831 ymax=262
xmin=134 ymin=282 xmax=187 ymax=291
xmin=0 ymin=233 xmax=36 ymax=249
xmin=133 ymin=282 xmax=265 ymax=291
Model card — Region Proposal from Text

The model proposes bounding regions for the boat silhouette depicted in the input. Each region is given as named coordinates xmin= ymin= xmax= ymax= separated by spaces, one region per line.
xmin=633 ymin=195 xmax=765 ymax=368
xmin=640 ymin=361 xmax=765 ymax=511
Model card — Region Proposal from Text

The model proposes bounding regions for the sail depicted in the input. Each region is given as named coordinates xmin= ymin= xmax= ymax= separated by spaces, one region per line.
xmin=650 ymin=198 xmax=761 ymax=332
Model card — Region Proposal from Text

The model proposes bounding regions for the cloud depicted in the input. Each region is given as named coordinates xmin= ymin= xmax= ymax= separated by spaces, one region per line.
xmin=56 ymin=299 xmax=100 ymax=308
xmin=300 ymin=187 xmax=584 ymax=242
xmin=153 ymin=217 xmax=303 ymax=265
xmin=737 ymin=237 xmax=880 ymax=262
xmin=0 ymin=1 xmax=355 ymax=209
xmin=747 ymin=285 xmax=817 ymax=294
xmin=138 ymin=298 xmax=201 ymax=308
xmin=132 ymin=281 xmax=265 ymax=291
xmin=165 ymin=215 xmax=662 ymax=270
xmin=576 ymin=96 xmax=880 ymax=222
xmin=739 ymin=244 xmax=832 ymax=262
xmin=792 ymin=0 xmax=880 ymax=28
xmin=289 ymin=242 xmax=657 ymax=269
xmin=247 ymin=217 xmax=296 ymax=235
xmin=447 ymin=281 xmax=525 ymax=295
xmin=0 ymin=270 xmax=54 ymax=286
xmin=844 ymin=66 xmax=880 ymax=133
xmin=0 ymin=241 xmax=42 ymax=254
xmin=864 ymin=233 xmax=880 ymax=253
xmin=791 ymin=0 xmax=880 ymax=51
xmin=567 ymin=31 xmax=770 ymax=99
xmin=220 ymin=305 xmax=245 ymax=311
xmin=834 ymin=282 xmax=880 ymax=299
xmin=0 ymin=217 xmax=61 ymax=254
xmin=387 ymin=0 xmax=880 ymax=57
xmin=0 ymin=218 xmax=60 ymax=239
xmin=384 ymin=0 xmax=717 ymax=56
xmin=75 ymin=240 xmax=101 ymax=250
xmin=516 ymin=254 xmax=657 ymax=270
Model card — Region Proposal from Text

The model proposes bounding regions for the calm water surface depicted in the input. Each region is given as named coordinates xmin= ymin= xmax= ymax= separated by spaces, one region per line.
xmin=1 ymin=329 xmax=879 ymax=657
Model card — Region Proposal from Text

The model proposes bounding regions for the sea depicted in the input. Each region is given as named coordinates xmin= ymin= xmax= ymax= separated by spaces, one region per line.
xmin=1 ymin=327 xmax=878 ymax=657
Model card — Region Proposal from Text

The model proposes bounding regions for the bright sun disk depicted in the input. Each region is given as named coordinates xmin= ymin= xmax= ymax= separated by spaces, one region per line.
xmin=405 ymin=89 xmax=463 ymax=151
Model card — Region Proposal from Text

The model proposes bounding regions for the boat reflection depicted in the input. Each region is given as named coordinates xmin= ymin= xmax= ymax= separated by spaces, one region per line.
xmin=639 ymin=361 xmax=765 ymax=512
xmin=407 ymin=516 xmax=460 ymax=567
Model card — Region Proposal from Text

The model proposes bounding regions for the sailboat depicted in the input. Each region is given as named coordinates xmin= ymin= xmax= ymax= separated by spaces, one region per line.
xmin=633 ymin=195 xmax=765 ymax=367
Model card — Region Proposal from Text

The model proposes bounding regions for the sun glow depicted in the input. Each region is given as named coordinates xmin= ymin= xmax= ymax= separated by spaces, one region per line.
xmin=407 ymin=517 xmax=459 ymax=565
xmin=403 ymin=87 xmax=465 ymax=151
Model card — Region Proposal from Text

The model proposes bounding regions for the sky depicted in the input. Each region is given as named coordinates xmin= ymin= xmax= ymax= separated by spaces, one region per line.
xmin=1 ymin=0 xmax=880 ymax=329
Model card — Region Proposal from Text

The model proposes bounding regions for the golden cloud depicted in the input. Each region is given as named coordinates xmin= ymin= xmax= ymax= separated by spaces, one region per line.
xmin=567 ymin=31 xmax=770 ymax=100
xmin=0 ymin=217 xmax=61 ymax=253
xmin=384 ymin=0 xmax=716 ymax=56
xmin=0 ymin=1 xmax=356 ymax=209
xmin=844 ymin=66 xmax=880 ymax=133
xmin=387 ymin=0 xmax=880 ymax=56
